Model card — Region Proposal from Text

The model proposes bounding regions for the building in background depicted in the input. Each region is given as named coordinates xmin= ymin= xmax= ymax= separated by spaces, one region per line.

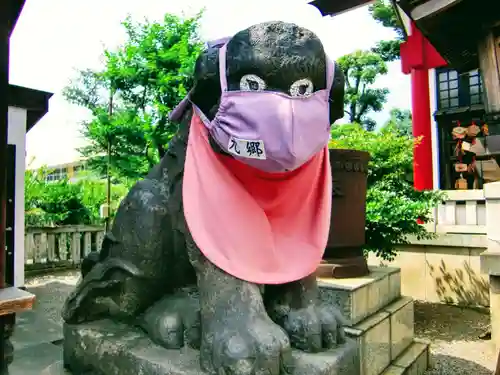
xmin=430 ymin=66 xmax=500 ymax=191
xmin=27 ymin=159 xmax=89 ymax=182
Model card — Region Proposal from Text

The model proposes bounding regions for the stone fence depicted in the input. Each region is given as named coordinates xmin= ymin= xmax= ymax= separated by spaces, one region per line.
xmin=426 ymin=189 xmax=487 ymax=234
xmin=24 ymin=225 xmax=105 ymax=273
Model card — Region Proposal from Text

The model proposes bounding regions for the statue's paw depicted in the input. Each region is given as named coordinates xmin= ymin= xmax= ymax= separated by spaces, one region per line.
xmin=284 ymin=305 xmax=346 ymax=352
xmin=202 ymin=317 xmax=293 ymax=375
xmin=140 ymin=288 xmax=201 ymax=350
xmin=141 ymin=310 xmax=184 ymax=349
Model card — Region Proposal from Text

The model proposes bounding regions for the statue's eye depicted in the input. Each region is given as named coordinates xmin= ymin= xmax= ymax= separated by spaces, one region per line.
xmin=239 ymin=74 xmax=266 ymax=91
xmin=290 ymin=78 xmax=314 ymax=97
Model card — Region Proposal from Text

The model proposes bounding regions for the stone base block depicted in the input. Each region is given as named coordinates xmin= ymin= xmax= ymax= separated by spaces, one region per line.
xmin=318 ymin=266 xmax=401 ymax=326
xmin=62 ymin=319 xmax=360 ymax=375
xmin=343 ymin=297 xmax=415 ymax=375
xmin=381 ymin=340 xmax=430 ymax=375
xmin=345 ymin=310 xmax=391 ymax=375
xmin=385 ymin=297 xmax=414 ymax=361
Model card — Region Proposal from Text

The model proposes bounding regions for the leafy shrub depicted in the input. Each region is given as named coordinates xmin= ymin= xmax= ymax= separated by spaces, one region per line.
xmin=329 ymin=123 xmax=444 ymax=260
xmin=25 ymin=167 xmax=128 ymax=227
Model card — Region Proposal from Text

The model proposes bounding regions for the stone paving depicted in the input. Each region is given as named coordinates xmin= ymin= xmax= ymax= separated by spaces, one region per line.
xmin=9 ymin=271 xmax=78 ymax=375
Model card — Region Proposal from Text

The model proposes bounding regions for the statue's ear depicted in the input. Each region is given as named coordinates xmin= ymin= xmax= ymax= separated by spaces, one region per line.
xmin=190 ymin=45 xmax=222 ymax=121
xmin=329 ymin=62 xmax=345 ymax=125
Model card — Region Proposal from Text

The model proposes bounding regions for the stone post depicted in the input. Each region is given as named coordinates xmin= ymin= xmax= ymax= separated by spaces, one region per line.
xmin=480 ymin=181 xmax=500 ymax=353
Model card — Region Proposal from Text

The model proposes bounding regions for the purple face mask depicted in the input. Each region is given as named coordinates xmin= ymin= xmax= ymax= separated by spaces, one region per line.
xmin=177 ymin=40 xmax=335 ymax=173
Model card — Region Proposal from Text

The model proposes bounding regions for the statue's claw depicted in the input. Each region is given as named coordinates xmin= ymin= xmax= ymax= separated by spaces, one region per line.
xmin=202 ymin=315 xmax=293 ymax=375
xmin=284 ymin=304 xmax=346 ymax=352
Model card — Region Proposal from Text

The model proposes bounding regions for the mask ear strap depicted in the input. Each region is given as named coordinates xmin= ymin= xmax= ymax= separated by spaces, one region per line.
xmin=325 ymin=55 xmax=335 ymax=92
xmin=218 ymin=43 xmax=229 ymax=92
xmin=169 ymin=89 xmax=193 ymax=122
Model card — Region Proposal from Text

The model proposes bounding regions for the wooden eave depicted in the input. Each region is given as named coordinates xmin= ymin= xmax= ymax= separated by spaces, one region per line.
xmin=7 ymin=0 xmax=27 ymax=37
xmin=309 ymin=0 xmax=374 ymax=16
xmin=8 ymin=85 xmax=53 ymax=132
xmin=397 ymin=0 xmax=500 ymax=72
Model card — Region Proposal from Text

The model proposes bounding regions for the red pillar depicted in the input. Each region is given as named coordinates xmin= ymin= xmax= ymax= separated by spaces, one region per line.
xmin=411 ymin=68 xmax=434 ymax=190
xmin=400 ymin=22 xmax=447 ymax=191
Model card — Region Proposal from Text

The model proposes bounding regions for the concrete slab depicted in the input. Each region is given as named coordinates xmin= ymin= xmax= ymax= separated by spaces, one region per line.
xmin=11 ymin=279 xmax=76 ymax=349
xmin=11 ymin=310 xmax=63 ymax=349
xmin=9 ymin=343 xmax=62 ymax=375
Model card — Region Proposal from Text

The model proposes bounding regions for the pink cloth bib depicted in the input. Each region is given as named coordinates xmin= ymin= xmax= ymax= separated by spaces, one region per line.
xmin=183 ymin=114 xmax=332 ymax=284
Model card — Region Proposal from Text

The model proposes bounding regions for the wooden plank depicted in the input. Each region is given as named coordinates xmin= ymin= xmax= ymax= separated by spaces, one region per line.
xmin=24 ymin=232 xmax=34 ymax=264
xmin=47 ymin=233 xmax=56 ymax=262
xmin=423 ymin=207 xmax=437 ymax=232
xmin=58 ymin=233 xmax=68 ymax=261
xmin=442 ymin=189 xmax=485 ymax=201
xmin=25 ymin=225 xmax=104 ymax=235
xmin=71 ymin=232 xmax=81 ymax=264
xmin=437 ymin=204 xmax=446 ymax=226
xmin=444 ymin=201 xmax=457 ymax=225
xmin=436 ymin=224 xmax=487 ymax=234
xmin=39 ymin=232 xmax=48 ymax=263
xmin=465 ymin=201 xmax=478 ymax=225
xmin=478 ymin=30 xmax=500 ymax=113
xmin=411 ymin=0 xmax=462 ymax=21
xmin=33 ymin=233 xmax=42 ymax=264
xmin=0 ymin=287 xmax=35 ymax=317
xmin=83 ymin=232 xmax=92 ymax=257
xmin=95 ymin=231 xmax=105 ymax=252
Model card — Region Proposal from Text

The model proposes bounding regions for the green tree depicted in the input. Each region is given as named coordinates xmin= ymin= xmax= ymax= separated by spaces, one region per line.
xmin=25 ymin=167 xmax=128 ymax=227
xmin=337 ymin=50 xmax=390 ymax=131
xmin=330 ymin=124 xmax=443 ymax=260
xmin=382 ymin=108 xmax=412 ymax=137
xmin=63 ymin=12 xmax=203 ymax=181
xmin=369 ymin=0 xmax=405 ymax=62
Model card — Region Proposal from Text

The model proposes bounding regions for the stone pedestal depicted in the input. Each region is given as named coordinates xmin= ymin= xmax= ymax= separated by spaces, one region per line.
xmin=45 ymin=266 xmax=427 ymax=375
xmin=319 ymin=267 xmax=430 ymax=375
xmin=60 ymin=320 xmax=359 ymax=375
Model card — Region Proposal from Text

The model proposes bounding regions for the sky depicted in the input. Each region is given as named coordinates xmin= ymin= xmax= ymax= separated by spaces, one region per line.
xmin=10 ymin=0 xmax=411 ymax=168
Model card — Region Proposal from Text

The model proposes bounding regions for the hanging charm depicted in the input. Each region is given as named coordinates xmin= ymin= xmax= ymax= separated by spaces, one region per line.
xmin=452 ymin=126 xmax=467 ymax=139
xmin=455 ymin=163 xmax=468 ymax=172
xmin=455 ymin=174 xmax=468 ymax=190
xmin=467 ymin=122 xmax=480 ymax=137
xmin=482 ymin=122 xmax=489 ymax=136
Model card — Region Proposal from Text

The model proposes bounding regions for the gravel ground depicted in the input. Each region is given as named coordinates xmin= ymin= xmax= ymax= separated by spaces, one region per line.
xmin=25 ymin=270 xmax=81 ymax=326
xmin=415 ymin=301 xmax=496 ymax=375
xmin=25 ymin=272 xmax=498 ymax=374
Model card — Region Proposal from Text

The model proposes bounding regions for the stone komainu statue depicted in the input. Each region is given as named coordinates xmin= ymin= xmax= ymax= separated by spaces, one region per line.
xmin=62 ymin=21 xmax=351 ymax=375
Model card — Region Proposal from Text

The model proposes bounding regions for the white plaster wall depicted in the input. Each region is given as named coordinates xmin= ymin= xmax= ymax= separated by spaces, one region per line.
xmin=428 ymin=68 xmax=440 ymax=189
xmin=8 ymin=106 xmax=27 ymax=287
